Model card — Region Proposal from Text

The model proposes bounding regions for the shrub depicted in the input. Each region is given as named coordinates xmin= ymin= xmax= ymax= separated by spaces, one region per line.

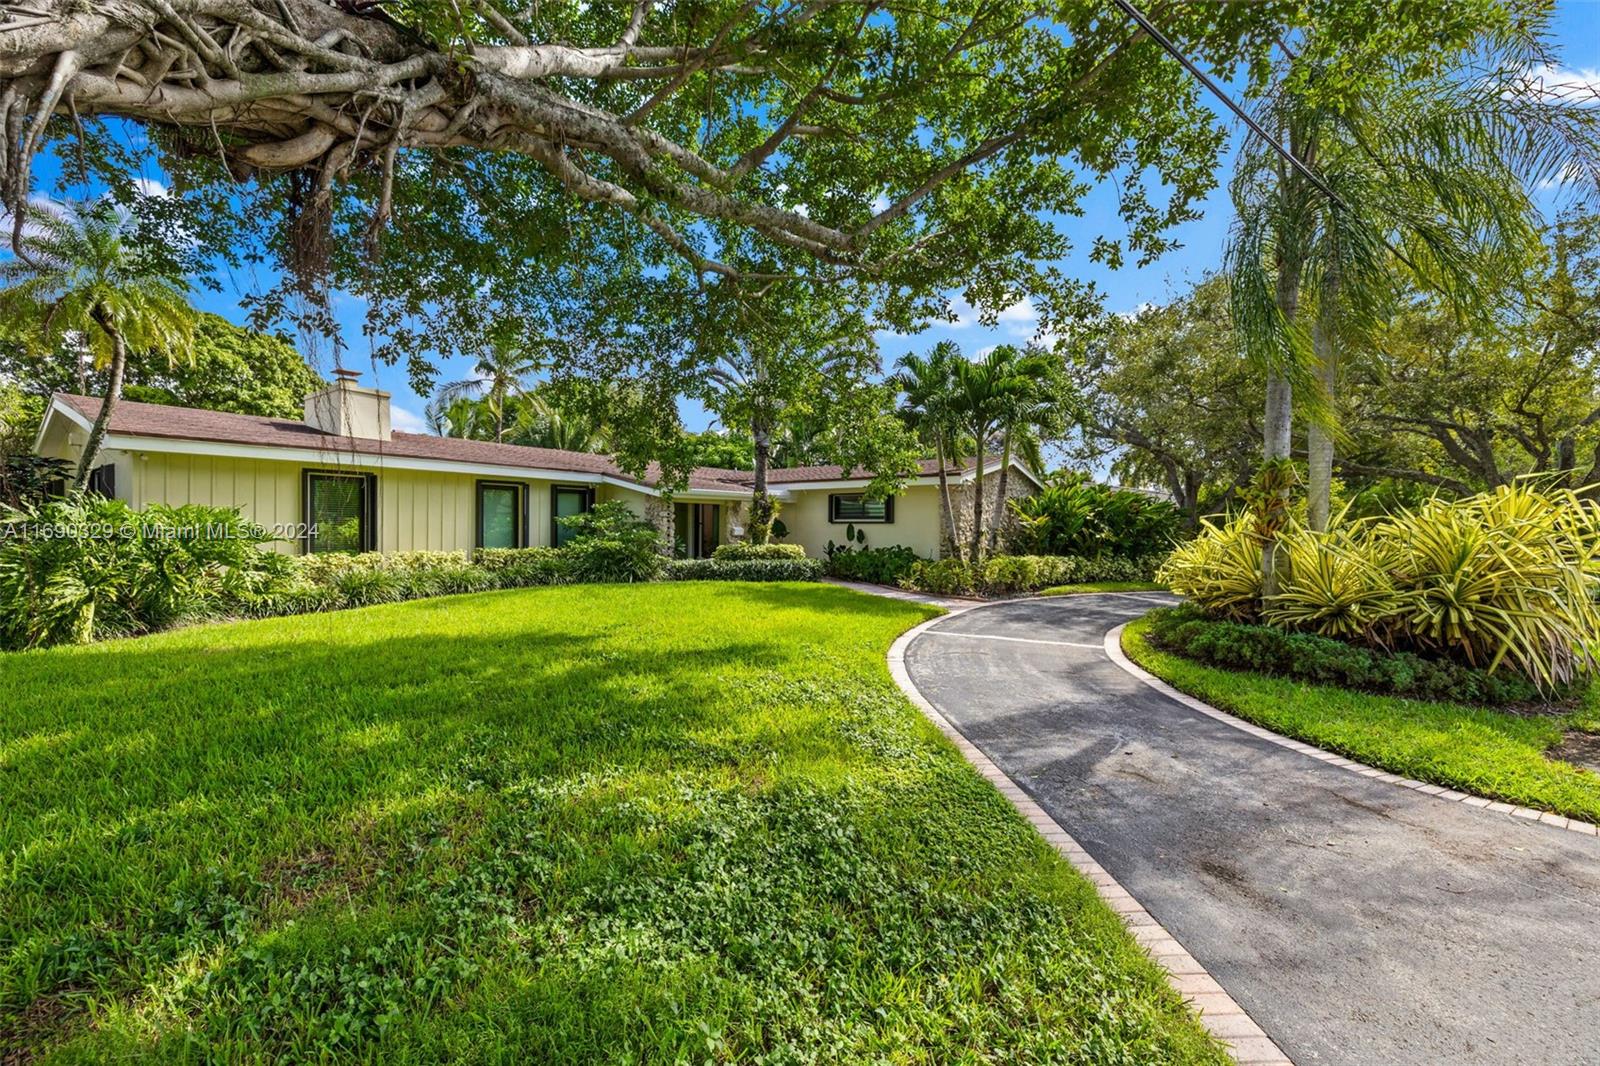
xmin=825 ymin=545 xmax=920 ymax=585
xmin=902 ymin=558 xmax=977 ymax=597
xmin=0 ymin=495 xmax=289 ymax=648
xmin=1157 ymin=515 xmax=1263 ymax=621
xmin=664 ymin=558 xmax=823 ymax=582
xmin=475 ymin=546 xmax=570 ymax=587
xmin=713 ymin=542 xmax=807 ymax=562
xmin=900 ymin=553 xmax=1164 ymax=597
xmin=1167 ymin=484 xmax=1600 ymax=686
xmin=1264 ymin=525 xmax=1402 ymax=640
xmin=558 ymin=501 xmax=665 ymax=583
xmin=1009 ymin=475 xmax=1182 ymax=558
xmin=1145 ymin=604 xmax=1545 ymax=705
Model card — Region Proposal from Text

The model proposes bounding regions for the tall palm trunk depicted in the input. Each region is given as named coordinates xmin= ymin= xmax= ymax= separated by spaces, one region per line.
xmin=1261 ymin=262 xmax=1301 ymax=598
xmin=75 ymin=305 xmax=126 ymax=490
xmin=749 ymin=416 xmax=774 ymax=544
xmin=934 ymin=429 xmax=960 ymax=558
xmin=1307 ymin=263 xmax=1341 ymax=532
xmin=967 ymin=430 xmax=987 ymax=566
xmin=986 ymin=429 xmax=1012 ymax=555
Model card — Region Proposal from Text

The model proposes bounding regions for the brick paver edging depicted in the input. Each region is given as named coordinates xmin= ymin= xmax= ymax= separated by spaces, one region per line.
xmin=1104 ymin=623 xmax=1600 ymax=840
xmin=886 ymin=610 xmax=1293 ymax=1065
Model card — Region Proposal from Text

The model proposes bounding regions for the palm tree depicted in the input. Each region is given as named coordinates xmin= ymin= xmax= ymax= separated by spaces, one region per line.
xmin=891 ymin=342 xmax=963 ymax=556
xmin=0 ymin=201 xmax=195 ymax=489
xmin=426 ymin=324 xmax=552 ymax=443
xmin=508 ymin=391 xmax=610 ymax=452
xmin=985 ymin=347 xmax=1064 ymax=555
xmin=1229 ymin=20 xmax=1600 ymax=580
xmin=951 ymin=348 xmax=1023 ymax=565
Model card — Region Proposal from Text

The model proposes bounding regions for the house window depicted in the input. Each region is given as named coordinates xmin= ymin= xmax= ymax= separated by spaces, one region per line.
xmin=477 ymin=481 xmax=527 ymax=549
xmin=829 ymin=493 xmax=893 ymax=523
xmin=86 ymin=463 xmax=115 ymax=498
xmin=303 ymin=471 xmax=376 ymax=553
xmin=551 ymin=485 xmax=594 ymax=547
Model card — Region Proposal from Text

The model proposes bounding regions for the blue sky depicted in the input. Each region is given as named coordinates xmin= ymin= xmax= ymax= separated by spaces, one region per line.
xmin=27 ymin=2 xmax=1600 ymax=436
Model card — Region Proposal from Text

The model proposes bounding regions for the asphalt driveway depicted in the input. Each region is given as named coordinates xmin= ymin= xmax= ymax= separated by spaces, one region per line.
xmin=903 ymin=593 xmax=1600 ymax=1066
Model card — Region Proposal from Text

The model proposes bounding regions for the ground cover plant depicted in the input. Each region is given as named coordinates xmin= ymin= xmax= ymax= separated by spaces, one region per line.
xmin=1123 ymin=614 xmax=1600 ymax=823
xmin=1 ymin=583 xmax=1225 ymax=1062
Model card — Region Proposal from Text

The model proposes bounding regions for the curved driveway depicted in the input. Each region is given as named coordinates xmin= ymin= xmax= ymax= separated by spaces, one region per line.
xmin=903 ymin=593 xmax=1600 ymax=1066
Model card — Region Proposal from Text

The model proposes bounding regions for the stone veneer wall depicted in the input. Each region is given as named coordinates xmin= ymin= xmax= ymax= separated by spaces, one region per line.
xmin=948 ymin=472 xmax=1034 ymax=553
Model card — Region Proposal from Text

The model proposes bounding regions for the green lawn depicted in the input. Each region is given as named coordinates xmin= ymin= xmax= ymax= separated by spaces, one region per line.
xmin=1040 ymin=582 xmax=1167 ymax=596
xmin=1123 ymin=614 xmax=1600 ymax=823
xmin=2 ymin=583 xmax=1224 ymax=1063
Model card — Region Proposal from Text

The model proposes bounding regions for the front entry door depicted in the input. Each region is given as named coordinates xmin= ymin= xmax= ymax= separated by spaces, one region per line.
xmin=694 ymin=503 xmax=721 ymax=558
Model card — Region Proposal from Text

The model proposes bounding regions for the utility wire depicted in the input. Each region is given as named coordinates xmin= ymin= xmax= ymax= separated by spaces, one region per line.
xmin=1107 ymin=0 xmax=1347 ymax=211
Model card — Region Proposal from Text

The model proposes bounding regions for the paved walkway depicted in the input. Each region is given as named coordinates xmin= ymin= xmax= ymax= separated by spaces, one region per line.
xmin=901 ymin=593 xmax=1600 ymax=1066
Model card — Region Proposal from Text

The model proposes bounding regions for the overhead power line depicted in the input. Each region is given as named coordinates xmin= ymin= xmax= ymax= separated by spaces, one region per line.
xmin=1107 ymin=0 xmax=1347 ymax=211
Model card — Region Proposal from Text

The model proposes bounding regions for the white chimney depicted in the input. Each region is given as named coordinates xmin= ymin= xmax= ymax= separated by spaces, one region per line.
xmin=304 ymin=368 xmax=391 ymax=440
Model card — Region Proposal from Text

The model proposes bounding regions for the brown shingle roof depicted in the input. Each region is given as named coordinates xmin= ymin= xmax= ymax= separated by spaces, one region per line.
xmin=56 ymin=394 xmax=1003 ymax=490
xmin=56 ymin=394 xmax=749 ymax=492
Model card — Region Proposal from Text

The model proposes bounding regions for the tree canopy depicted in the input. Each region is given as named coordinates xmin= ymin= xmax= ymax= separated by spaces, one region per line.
xmin=1 ymin=2 xmax=1520 ymax=366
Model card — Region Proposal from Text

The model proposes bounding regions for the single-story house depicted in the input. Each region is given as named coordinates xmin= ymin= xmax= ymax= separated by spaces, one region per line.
xmin=33 ymin=372 xmax=1041 ymax=559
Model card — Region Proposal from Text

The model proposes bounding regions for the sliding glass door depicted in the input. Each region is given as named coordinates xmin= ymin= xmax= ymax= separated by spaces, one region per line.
xmin=672 ymin=502 xmax=722 ymax=558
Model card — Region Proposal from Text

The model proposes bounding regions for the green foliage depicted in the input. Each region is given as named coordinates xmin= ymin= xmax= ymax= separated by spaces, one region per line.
xmin=0 ymin=454 xmax=69 ymax=509
xmin=1146 ymin=604 xmax=1543 ymax=706
xmin=556 ymin=500 xmax=664 ymax=583
xmin=824 ymin=545 xmax=921 ymax=586
xmin=1166 ymin=485 xmax=1600 ymax=686
xmin=684 ymin=429 xmax=754 ymax=471
xmin=474 ymin=546 xmax=571 ymax=586
xmin=0 ymin=201 xmax=196 ymax=374
xmin=663 ymin=558 xmax=823 ymax=582
xmin=1010 ymin=476 xmax=1182 ymax=558
xmin=712 ymin=542 xmax=806 ymax=562
xmin=121 ymin=313 xmax=323 ymax=418
xmin=901 ymin=554 xmax=1164 ymax=598
xmin=902 ymin=558 xmax=979 ymax=597
xmin=0 ymin=494 xmax=287 ymax=649
xmin=1065 ymin=275 xmax=1258 ymax=524
xmin=826 ymin=523 xmax=870 ymax=558
xmin=1158 ymin=515 xmax=1266 ymax=622
xmin=1124 ymin=616 xmax=1600 ymax=824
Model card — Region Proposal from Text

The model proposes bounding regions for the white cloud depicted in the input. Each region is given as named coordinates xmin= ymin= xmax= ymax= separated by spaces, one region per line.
xmin=133 ymin=177 xmax=168 ymax=198
xmin=973 ymin=344 xmax=998 ymax=359
xmin=996 ymin=298 xmax=1037 ymax=323
xmin=871 ymin=193 xmax=890 ymax=213
xmin=1514 ymin=64 xmax=1600 ymax=104
xmin=390 ymin=405 xmax=430 ymax=434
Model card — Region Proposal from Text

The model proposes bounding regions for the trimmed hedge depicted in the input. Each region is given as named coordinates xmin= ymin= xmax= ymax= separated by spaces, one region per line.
xmin=901 ymin=553 xmax=1164 ymax=597
xmin=1145 ymin=603 xmax=1547 ymax=706
xmin=712 ymin=542 xmax=808 ymax=562
xmin=825 ymin=545 xmax=920 ymax=585
xmin=664 ymin=557 xmax=823 ymax=582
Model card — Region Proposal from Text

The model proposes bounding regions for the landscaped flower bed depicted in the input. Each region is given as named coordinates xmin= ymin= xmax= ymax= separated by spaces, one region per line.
xmin=1160 ymin=484 xmax=1600 ymax=689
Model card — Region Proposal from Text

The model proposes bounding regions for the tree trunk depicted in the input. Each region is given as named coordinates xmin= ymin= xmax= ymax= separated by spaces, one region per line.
xmin=968 ymin=433 xmax=986 ymax=566
xmin=935 ymin=430 xmax=960 ymax=558
xmin=75 ymin=307 xmax=126 ymax=490
xmin=1307 ymin=268 xmax=1340 ymax=532
xmin=749 ymin=418 xmax=773 ymax=544
xmin=1261 ymin=369 xmax=1293 ymax=597
xmin=987 ymin=429 xmax=1011 ymax=555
